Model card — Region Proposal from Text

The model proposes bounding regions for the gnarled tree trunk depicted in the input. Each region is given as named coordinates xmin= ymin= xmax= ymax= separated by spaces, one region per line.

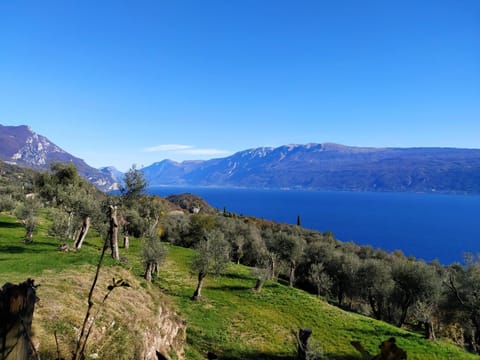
xmin=0 ymin=279 xmax=37 ymax=360
xmin=74 ymin=216 xmax=91 ymax=249
xmin=289 ymin=260 xmax=296 ymax=287
xmin=297 ymin=328 xmax=312 ymax=360
xmin=109 ymin=206 xmax=120 ymax=261
xmin=191 ymin=271 xmax=206 ymax=300
xmin=144 ymin=262 xmax=153 ymax=282
xmin=425 ymin=320 xmax=436 ymax=341
xmin=253 ymin=278 xmax=264 ymax=292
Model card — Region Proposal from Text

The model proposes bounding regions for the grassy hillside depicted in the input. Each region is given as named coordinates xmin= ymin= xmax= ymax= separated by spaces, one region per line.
xmin=0 ymin=213 xmax=478 ymax=359
xmin=155 ymin=246 xmax=479 ymax=360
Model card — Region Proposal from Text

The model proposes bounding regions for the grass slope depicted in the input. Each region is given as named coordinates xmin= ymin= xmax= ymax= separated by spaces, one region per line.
xmin=0 ymin=213 xmax=479 ymax=359
xmin=155 ymin=246 xmax=479 ymax=360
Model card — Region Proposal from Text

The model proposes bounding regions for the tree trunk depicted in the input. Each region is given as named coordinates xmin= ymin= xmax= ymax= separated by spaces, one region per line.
xmin=289 ymin=260 xmax=296 ymax=287
xmin=74 ymin=216 xmax=91 ymax=249
xmin=123 ymin=235 xmax=129 ymax=249
xmin=66 ymin=210 xmax=74 ymax=240
xmin=109 ymin=206 xmax=120 ymax=261
xmin=144 ymin=262 xmax=152 ymax=282
xmin=23 ymin=231 xmax=33 ymax=244
xmin=268 ymin=253 xmax=276 ymax=280
xmin=398 ymin=298 xmax=412 ymax=327
xmin=0 ymin=279 xmax=37 ymax=360
xmin=253 ymin=278 xmax=264 ymax=292
xmin=424 ymin=320 xmax=436 ymax=341
xmin=297 ymin=328 xmax=312 ymax=360
xmin=191 ymin=272 xmax=206 ymax=300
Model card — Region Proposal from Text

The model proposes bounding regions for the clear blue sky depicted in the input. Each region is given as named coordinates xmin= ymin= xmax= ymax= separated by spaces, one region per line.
xmin=1 ymin=0 xmax=479 ymax=171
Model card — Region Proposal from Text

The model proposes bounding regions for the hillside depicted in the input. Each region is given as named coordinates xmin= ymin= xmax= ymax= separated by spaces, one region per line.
xmin=0 ymin=213 xmax=477 ymax=360
xmin=142 ymin=143 xmax=480 ymax=194
xmin=0 ymin=124 xmax=118 ymax=191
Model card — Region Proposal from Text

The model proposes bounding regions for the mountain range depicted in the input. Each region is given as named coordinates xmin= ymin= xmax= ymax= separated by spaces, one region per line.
xmin=142 ymin=143 xmax=480 ymax=194
xmin=0 ymin=124 xmax=118 ymax=190
xmin=2 ymin=124 xmax=480 ymax=194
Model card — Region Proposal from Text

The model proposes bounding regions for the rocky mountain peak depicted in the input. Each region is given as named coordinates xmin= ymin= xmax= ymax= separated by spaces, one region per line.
xmin=0 ymin=124 xmax=118 ymax=191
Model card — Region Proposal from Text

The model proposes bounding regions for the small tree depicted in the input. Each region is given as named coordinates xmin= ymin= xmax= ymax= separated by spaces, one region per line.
xmin=271 ymin=232 xmax=304 ymax=287
xmin=251 ymin=254 xmax=271 ymax=292
xmin=15 ymin=197 xmax=40 ymax=243
xmin=142 ymin=231 xmax=167 ymax=282
xmin=190 ymin=230 xmax=230 ymax=300
xmin=120 ymin=164 xmax=147 ymax=205
xmin=308 ymin=263 xmax=332 ymax=298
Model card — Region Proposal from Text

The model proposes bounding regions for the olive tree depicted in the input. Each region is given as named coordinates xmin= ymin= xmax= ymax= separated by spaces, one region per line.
xmin=445 ymin=256 xmax=480 ymax=352
xmin=190 ymin=229 xmax=230 ymax=300
xmin=142 ymin=230 xmax=167 ymax=282
xmin=391 ymin=259 xmax=439 ymax=327
xmin=15 ymin=197 xmax=41 ymax=243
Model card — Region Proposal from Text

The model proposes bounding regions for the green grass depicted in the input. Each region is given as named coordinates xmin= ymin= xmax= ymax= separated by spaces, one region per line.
xmin=0 ymin=213 xmax=137 ymax=279
xmin=156 ymin=245 xmax=480 ymax=360
xmin=1 ymin=212 xmax=479 ymax=359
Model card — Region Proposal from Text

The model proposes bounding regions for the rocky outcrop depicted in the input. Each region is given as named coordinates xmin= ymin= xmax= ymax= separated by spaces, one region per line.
xmin=142 ymin=302 xmax=186 ymax=360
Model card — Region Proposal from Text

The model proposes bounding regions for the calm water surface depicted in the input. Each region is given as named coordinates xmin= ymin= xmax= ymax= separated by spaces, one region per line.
xmin=149 ymin=187 xmax=480 ymax=264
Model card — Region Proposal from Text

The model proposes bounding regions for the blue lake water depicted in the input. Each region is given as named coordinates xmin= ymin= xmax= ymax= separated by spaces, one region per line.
xmin=148 ymin=186 xmax=480 ymax=265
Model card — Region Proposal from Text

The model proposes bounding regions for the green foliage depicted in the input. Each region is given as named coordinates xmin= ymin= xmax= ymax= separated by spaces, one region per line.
xmin=120 ymin=164 xmax=147 ymax=203
xmin=191 ymin=229 xmax=230 ymax=277
xmin=308 ymin=263 xmax=332 ymax=298
xmin=0 ymin=194 xmax=17 ymax=212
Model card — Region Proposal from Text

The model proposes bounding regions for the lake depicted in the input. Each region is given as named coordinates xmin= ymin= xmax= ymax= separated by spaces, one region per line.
xmin=148 ymin=186 xmax=480 ymax=265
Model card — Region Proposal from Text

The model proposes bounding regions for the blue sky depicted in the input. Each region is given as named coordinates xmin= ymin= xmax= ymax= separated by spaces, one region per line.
xmin=1 ymin=0 xmax=479 ymax=171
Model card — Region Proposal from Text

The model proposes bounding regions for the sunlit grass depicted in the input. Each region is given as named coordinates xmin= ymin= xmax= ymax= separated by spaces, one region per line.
xmin=1 ymin=212 xmax=478 ymax=359
xmin=157 ymin=245 xmax=479 ymax=360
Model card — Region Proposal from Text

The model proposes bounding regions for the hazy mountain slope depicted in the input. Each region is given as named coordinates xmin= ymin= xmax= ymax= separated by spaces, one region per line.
xmin=0 ymin=124 xmax=118 ymax=190
xmin=142 ymin=143 xmax=480 ymax=194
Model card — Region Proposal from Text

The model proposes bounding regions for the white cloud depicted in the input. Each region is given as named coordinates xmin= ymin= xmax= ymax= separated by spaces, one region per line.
xmin=144 ymin=144 xmax=231 ymax=158
xmin=144 ymin=144 xmax=193 ymax=152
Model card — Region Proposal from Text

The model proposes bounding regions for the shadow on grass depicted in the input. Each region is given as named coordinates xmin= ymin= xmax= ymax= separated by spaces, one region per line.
xmin=345 ymin=327 xmax=419 ymax=340
xmin=0 ymin=220 xmax=23 ymax=229
xmin=208 ymin=284 xmax=252 ymax=292
xmin=223 ymin=272 xmax=255 ymax=281
xmin=217 ymin=350 xmax=293 ymax=360
xmin=218 ymin=350 xmax=359 ymax=360
xmin=0 ymin=241 xmax=62 ymax=254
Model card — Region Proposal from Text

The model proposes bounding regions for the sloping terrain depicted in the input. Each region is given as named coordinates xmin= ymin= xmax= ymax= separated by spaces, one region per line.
xmin=0 ymin=213 xmax=477 ymax=359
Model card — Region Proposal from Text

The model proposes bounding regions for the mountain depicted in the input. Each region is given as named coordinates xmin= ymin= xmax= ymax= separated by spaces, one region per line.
xmin=99 ymin=166 xmax=124 ymax=184
xmin=142 ymin=143 xmax=480 ymax=194
xmin=0 ymin=124 xmax=118 ymax=191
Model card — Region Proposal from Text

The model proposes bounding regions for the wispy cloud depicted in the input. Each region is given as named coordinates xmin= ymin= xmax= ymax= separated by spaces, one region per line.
xmin=144 ymin=144 xmax=231 ymax=158
xmin=144 ymin=144 xmax=193 ymax=152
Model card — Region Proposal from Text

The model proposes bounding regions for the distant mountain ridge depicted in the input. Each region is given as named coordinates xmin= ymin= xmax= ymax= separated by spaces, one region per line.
xmin=142 ymin=143 xmax=480 ymax=194
xmin=0 ymin=124 xmax=118 ymax=190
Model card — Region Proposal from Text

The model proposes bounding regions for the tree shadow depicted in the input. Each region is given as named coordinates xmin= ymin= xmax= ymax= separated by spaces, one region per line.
xmin=208 ymin=284 xmax=253 ymax=292
xmin=216 ymin=350 xmax=294 ymax=359
xmin=0 ymin=241 xmax=62 ymax=254
xmin=345 ymin=327 xmax=419 ymax=340
xmin=0 ymin=220 xmax=23 ymax=229
xmin=0 ymin=245 xmax=26 ymax=253
xmin=223 ymin=272 xmax=254 ymax=281
xmin=217 ymin=350 xmax=359 ymax=360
